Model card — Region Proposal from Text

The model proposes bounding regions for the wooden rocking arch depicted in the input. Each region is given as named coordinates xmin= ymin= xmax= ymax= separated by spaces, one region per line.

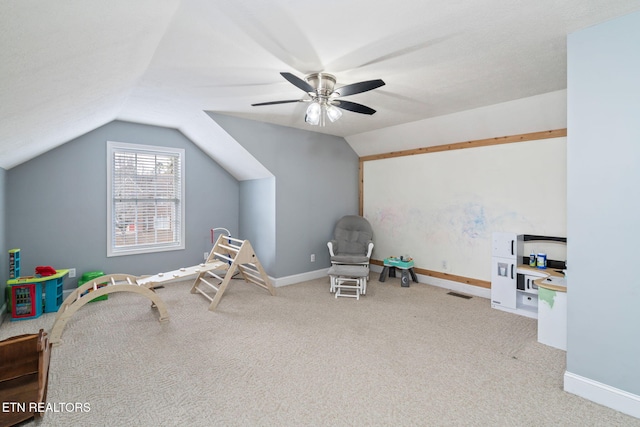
xmin=49 ymin=274 xmax=169 ymax=346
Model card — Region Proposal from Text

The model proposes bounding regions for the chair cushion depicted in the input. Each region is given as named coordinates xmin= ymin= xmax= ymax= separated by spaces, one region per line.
xmin=328 ymin=265 xmax=369 ymax=278
xmin=333 ymin=215 xmax=373 ymax=255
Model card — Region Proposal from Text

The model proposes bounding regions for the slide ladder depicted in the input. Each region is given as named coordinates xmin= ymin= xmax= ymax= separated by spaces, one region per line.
xmin=190 ymin=235 xmax=275 ymax=311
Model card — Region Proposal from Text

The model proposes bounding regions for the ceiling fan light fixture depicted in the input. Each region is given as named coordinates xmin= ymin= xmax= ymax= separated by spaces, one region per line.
xmin=325 ymin=104 xmax=342 ymax=123
xmin=305 ymin=101 xmax=321 ymax=125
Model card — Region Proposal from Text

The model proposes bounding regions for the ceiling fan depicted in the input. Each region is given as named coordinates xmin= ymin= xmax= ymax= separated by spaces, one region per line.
xmin=251 ymin=72 xmax=385 ymax=126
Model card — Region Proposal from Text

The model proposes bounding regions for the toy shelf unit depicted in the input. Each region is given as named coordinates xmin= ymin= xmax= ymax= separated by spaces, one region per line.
xmin=7 ymin=269 xmax=69 ymax=320
xmin=9 ymin=248 xmax=21 ymax=279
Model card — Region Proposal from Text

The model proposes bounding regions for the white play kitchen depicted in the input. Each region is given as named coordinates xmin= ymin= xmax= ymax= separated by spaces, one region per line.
xmin=490 ymin=232 xmax=568 ymax=350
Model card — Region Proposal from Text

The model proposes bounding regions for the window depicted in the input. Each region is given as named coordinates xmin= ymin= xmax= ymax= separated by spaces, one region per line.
xmin=107 ymin=142 xmax=185 ymax=256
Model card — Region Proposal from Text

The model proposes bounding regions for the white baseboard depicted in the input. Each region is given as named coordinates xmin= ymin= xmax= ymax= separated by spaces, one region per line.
xmin=368 ymin=264 xmax=491 ymax=299
xmin=564 ymin=371 xmax=640 ymax=419
xmin=270 ymin=265 xmax=491 ymax=297
xmin=270 ymin=267 xmax=330 ymax=288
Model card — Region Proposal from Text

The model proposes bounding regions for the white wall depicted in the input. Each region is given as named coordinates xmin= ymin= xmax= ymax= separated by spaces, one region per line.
xmin=565 ymin=10 xmax=640 ymax=418
xmin=363 ymin=137 xmax=566 ymax=282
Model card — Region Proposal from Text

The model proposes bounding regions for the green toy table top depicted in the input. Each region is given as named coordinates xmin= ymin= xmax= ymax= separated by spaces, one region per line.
xmin=383 ymin=257 xmax=414 ymax=269
xmin=7 ymin=269 xmax=69 ymax=285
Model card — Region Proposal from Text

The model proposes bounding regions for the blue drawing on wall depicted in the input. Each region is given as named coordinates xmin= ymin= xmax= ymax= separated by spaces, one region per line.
xmin=370 ymin=197 xmax=529 ymax=248
xmin=459 ymin=202 xmax=487 ymax=239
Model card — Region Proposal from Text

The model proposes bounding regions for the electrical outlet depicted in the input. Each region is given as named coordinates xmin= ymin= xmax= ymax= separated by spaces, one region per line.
xmin=69 ymin=268 xmax=76 ymax=278
xmin=442 ymin=261 xmax=447 ymax=270
xmin=310 ymin=254 xmax=315 ymax=262
xmin=204 ymin=252 xmax=209 ymax=261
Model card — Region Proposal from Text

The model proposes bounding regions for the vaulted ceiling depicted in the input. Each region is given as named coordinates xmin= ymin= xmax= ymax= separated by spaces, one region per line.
xmin=2 ymin=0 xmax=640 ymax=179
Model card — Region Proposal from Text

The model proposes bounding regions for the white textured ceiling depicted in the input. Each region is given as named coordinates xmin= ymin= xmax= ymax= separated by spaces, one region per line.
xmin=2 ymin=0 xmax=640 ymax=178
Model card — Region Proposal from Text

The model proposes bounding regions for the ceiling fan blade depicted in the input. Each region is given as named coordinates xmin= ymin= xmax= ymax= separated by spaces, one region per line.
xmin=333 ymin=100 xmax=377 ymax=115
xmin=280 ymin=72 xmax=315 ymax=93
xmin=251 ymin=99 xmax=303 ymax=106
xmin=332 ymin=79 xmax=385 ymax=97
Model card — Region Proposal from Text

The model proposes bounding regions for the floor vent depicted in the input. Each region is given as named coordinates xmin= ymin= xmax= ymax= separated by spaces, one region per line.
xmin=447 ymin=291 xmax=472 ymax=299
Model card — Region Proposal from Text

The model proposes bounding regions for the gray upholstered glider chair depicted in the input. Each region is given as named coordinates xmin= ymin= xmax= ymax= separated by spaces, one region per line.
xmin=327 ymin=215 xmax=374 ymax=267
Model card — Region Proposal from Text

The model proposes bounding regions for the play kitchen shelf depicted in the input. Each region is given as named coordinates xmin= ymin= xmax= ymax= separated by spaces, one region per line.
xmin=490 ymin=232 xmax=567 ymax=350
xmin=491 ymin=233 xmax=566 ymax=319
xmin=534 ymin=272 xmax=567 ymax=351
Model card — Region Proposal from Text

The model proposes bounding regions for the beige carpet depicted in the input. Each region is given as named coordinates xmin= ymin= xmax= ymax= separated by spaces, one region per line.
xmin=1 ymin=275 xmax=638 ymax=427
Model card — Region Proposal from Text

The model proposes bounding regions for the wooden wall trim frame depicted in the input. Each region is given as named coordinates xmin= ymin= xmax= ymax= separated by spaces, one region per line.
xmin=358 ymin=128 xmax=567 ymax=218
xmin=359 ymin=128 xmax=567 ymax=163
xmin=359 ymin=160 xmax=364 ymax=216
xmin=370 ymin=259 xmax=491 ymax=289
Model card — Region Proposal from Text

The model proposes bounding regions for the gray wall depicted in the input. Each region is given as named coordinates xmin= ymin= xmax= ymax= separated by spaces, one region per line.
xmin=567 ymin=10 xmax=640 ymax=396
xmin=209 ymin=113 xmax=359 ymax=278
xmin=6 ymin=120 xmax=239 ymax=291
xmin=239 ymin=177 xmax=276 ymax=274
xmin=0 ymin=167 xmax=6 ymax=311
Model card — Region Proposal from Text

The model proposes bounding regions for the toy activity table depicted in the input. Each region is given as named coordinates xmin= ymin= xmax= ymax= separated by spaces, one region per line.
xmin=379 ymin=257 xmax=418 ymax=287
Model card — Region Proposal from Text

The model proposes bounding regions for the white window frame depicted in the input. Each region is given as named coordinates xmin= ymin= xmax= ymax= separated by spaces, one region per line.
xmin=107 ymin=141 xmax=185 ymax=257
